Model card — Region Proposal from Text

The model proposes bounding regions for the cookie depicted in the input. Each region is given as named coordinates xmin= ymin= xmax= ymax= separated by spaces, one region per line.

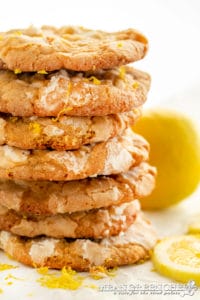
xmin=0 ymin=110 xmax=140 ymax=150
xmin=0 ymin=200 xmax=139 ymax=239
xmin=0 ymin=67 xmax=150 ymax=117
xmin=0 ymin=129 xmax=149 ymax=181
xmin=0 ymin=212 xmax=157 ymax=270
xmin=0 ymin=162 xmax=156 ymax=216
xmin=0 ymin=25 xmax=148 ymax=72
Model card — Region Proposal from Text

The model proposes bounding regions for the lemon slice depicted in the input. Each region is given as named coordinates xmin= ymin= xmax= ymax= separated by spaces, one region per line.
xmin=152 ymin=235 xmax=200 ymax=285
xmin=188 ymin=215 xmax=200 ymax=234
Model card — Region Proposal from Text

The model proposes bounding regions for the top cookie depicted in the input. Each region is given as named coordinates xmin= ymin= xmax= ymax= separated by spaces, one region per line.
xmin=0 ymin=26 xmax=148 ymax=72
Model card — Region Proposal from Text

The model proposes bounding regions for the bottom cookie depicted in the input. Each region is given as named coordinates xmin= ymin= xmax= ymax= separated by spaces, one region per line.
xmin=0 ymin=212 xmax=157 ymax=271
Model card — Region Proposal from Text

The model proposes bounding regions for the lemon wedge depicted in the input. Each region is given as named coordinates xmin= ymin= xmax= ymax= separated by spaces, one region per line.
xmin=152 ymin=235 xmax=200 ymax=285
xmin=188 ymin=216 xmax=200 ymax=234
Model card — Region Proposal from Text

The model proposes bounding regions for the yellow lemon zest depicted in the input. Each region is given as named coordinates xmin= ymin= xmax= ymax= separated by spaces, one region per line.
xmin=14 ymin=69 xmax=22 ymax=74
xmin=87 ymin=76 xmax=101 ymax=85
xmin=15 ymin=31 xmax=22 ymax=36
xmin=0 ymin=288 xmax=3 ymax=294
xmin=36 ymin=267 xmax=49 ymax=275
xmin=37 ymin=70 xmax=48 ymax=75
xmin=4 ymin=274 xmax=22 ymax=281
xmin=52 ymin=82 xmax=72 ymax=122
xmin=66 ymin=81 xmax=72 ymax=97
xmin=0 ymin=35 xmax=3 ymax=40
xmin=37 ymin=267 xmax=84 ymax=290
xmin=119 ymin=66 xmax=126 ymax=80
xmin=132 ymin=81 xmax=139 ymax=89
xmin=84 ymin=283 xmax=98 ymax=289
xmin=89 ymin=266 xmax=117 ymax=280
xmin=7 ymin=282 xmax=13 ymax=286
xmin=0 ymin=264 xmax=17 ymax=271
xmin=29 ymin=122 xmax=42 ymax=135
xmin=117 ymin=42 xmax=123 ymax=48
xmin=53 ymin=107 xmax=73 ymax=122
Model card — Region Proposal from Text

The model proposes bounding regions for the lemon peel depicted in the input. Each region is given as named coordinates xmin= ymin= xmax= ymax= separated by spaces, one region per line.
xmin=134 ymin=109 xmax=200 ymax=209
xmin=132 ymin=82 xmax=139 ymax=89
xmin=87 ymin=76 xmax=101 ymax=85
xmin=52 ymin=82 xmax=73 ymax=122
xmin=152 ymin=235 xmax=200 ymax=285
xmin=14 ymin=69 xmax=22 ymax=74
xmin=36 ymin=267 xmax=49 ymax=275
xmin=117 ymin=42 xmax=123 ymax=48
xmin=0 ymin=264 xmax=17 ymax=271
xmin=89 ymin=266 xmax=117 ymax=280
xmin=37 ymin=267 xmax=84 ymax=290
xmin=37 ymin=70 xmax=48 ymax=75
xmin=119 ymin=66 xmax=126 ymax=80
xmin=29 ymin=122 xmax=42 ymax=135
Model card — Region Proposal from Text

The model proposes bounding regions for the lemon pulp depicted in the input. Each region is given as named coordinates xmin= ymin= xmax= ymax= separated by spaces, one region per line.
xmin=153 ymin=235 xmax=200 ymax=285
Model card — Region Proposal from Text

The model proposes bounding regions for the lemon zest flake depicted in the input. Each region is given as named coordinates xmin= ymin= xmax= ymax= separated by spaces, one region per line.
xmin=132 ymin=82 xmax=139 ymax=89
xmin=117 ymin=42 xmax=123 ymax=48
xmin=37 ymin=267 xmax=84 ymax=290
xmin=66 ymin=81 xmax=72 ymax=97
xmin=53 ymin=107 xmax=73 ymax=122
xmin=15 ymin=31 xmax=22 ymax=36
xmin=52 ymin=82 xmax=73 ymax=122
xmin=87 ymin=76 xmax=101 ymax=85
xmin=89 ymin=266 xmax=117 ymax=280
xmin=37 ymin=70 xmax=48 ymax=75
xmin=119 ymin=66 xmax=126 ymax=80
xmin=36 ymin=267 xmax=49 ymax=275
xmin=0 ymin=288 xmax=3 ymax=294
xmin=29 ymin=122 xmax=42 ymax=135
xmin=0 ymin=264 xmax=17 ymax=271
xmin=4 ymin=274 xmax=22 ymax=281
xmin=14 ymin=69 xmax=22 ymax=74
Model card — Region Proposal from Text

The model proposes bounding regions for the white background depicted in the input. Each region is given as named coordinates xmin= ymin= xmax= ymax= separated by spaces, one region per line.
xmin=0 ymin=1 xmax=200 ymax=299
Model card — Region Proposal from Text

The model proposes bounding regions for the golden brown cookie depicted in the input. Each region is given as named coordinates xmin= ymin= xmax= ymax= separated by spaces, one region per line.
xmin=0 ymin=25 xmax=148 ymax=72
xmin=0 ymin=200 xmax=138 ymax=238
xmin=0 ymin=129 xmax=149 ymax=181
xmin=0 ymin=162 xmax=156 ymax=216
xmin=0 ymin=67 xmax=150 ymax=117
xmin=0 ymin=212 xmax=157 ymax=270
xmin=0 ymin=110 xmax=140 ymax=150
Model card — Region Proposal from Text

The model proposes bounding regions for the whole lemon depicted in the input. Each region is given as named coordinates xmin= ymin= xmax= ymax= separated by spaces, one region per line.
xmin=133 ymin=109 xmax=200 ymax=210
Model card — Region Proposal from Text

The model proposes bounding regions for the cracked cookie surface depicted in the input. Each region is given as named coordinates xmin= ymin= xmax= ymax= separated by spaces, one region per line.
xmin=0 ymin=67 xmax=150 ymax=117
xmin=0 ymin=200 xmax=139 ymax=239
xmin=0 ymin=162 xmax=156 ymax=215
xmin=0 ymin=26 xmax=148 ymax=72
xmin=0 ymin=129 xmax=149 ymax=181
xmin=0 ymin=212 xmax=157 ymax=270
xmin=0 ymin=110 xmax=140 ymax=150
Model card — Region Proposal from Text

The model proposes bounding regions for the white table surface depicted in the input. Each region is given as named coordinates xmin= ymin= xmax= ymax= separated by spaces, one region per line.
xmin=0 ymin=0 xmax=200 ymax=299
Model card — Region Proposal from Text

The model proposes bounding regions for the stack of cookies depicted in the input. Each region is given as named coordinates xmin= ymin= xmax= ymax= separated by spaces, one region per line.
xmin=0 ymin=26 xmax=157 ymax=271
